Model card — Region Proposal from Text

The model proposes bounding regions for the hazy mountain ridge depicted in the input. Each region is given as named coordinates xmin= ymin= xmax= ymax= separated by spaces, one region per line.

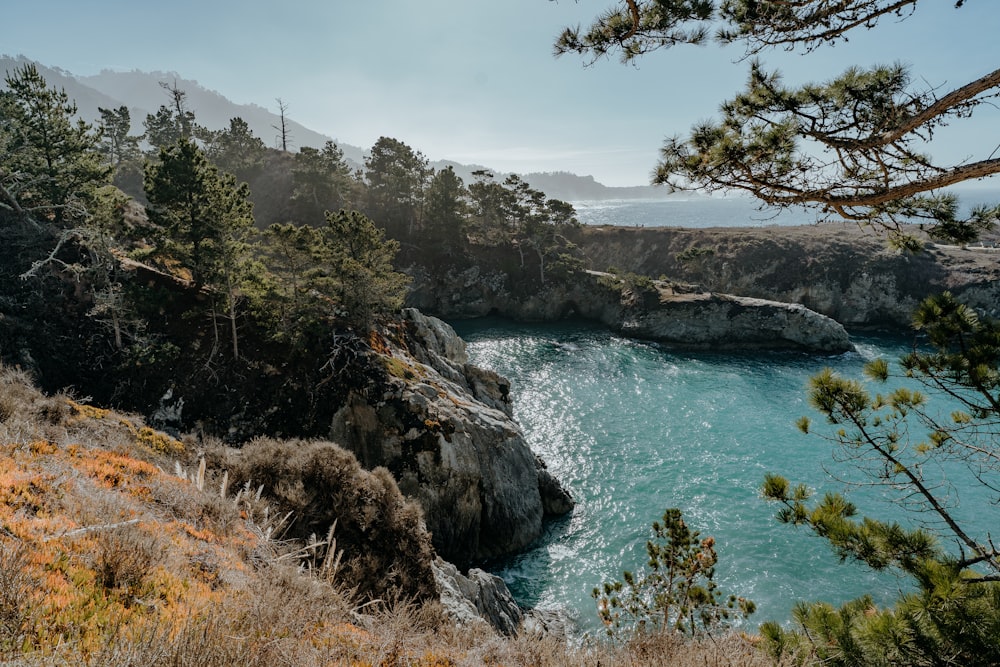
xmin=1 ymin=54 xmax=665 ymax=200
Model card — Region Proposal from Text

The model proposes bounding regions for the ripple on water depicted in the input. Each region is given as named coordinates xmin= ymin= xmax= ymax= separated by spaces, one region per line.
xmin=453 ymin=320 xmax=951 ymax=632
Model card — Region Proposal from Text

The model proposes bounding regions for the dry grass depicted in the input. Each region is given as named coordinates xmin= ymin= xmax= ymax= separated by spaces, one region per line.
xmin=0 ymin=364 xmax=784 ymax=666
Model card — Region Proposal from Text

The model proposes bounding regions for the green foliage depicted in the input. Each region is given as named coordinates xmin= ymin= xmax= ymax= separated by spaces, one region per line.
xmin=364 ymin=136 xmax=430 ymax=237
xmin=761 ymin=291 xmax=1000 ymax=664
xmin=674 ymin=245 xmax=715 ymax=262
xmin=592 ymin=508 xmax=754 ymax=639
xmin=555 ymin=2 xmax=998 ymax=240
xmin=144 ymin=138 xmax=255 ymax=289
xmin=423 ymin=165 xmax=469 ymax=252
xmin=0 ymin=63 xmax=109 ymax=224
xmin=599 ymin=270 xmax=657 ymax=295
xmin=142 ymin=82 xmax=210 ymax=151
xmin=465 ymin=170 xmax=581 ymax=283
xmin=261 ymin=212 xmax=410 ymax=334
xmin=290 ymin=141 xmax=356 ymax=223
xmin=96 ymin=105 xmax=143 ymax=196
xmin=144 ymin=138 xmax=258 ymax=358
xmin=322 ymin=210 xmax=411 ymax=327
xmin=204 ymin=116 xmax=267 ymax=184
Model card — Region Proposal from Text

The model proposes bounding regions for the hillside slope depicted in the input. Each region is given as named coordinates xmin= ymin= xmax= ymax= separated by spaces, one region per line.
xmin=0 ymin=365 xmax=769 ymax=666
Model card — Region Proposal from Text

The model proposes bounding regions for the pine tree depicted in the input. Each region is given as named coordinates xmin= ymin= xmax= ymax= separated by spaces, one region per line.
xmin=290 ymin=141 xmax=355 ymax=223
xmin=97 ymin=105 xmax=143 ymax=195
xmin=593 ymin=508 xmax=755 ymax=638
xmin=0 ymin=63 xmax=108 ymax=224
xmin=364 ymin=136 xmax=430 ymax=237
xmin=320 ymin=209 xmax=410 ymax=328
xmin=761 ymin=292 xmax=1000 ymax=665
xmin=144 ymin=138 xmax=256 ymax=359
xmin=423 ymin=166 xmax=469 ymax=254
xmin=555 ymin=1 xmax=1000 ymax=242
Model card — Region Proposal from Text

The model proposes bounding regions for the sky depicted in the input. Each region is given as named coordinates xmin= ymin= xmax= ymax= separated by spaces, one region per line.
xmin=2 ymin=1 xmax=998 ymax=187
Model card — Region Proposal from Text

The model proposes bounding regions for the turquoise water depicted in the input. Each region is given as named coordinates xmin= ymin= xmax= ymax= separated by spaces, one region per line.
xmin=451 ymin=319 xmax=969 ymax=631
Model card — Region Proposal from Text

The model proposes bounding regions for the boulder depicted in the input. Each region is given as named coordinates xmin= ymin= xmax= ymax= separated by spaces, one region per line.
xmin=432 ymin=557 xmax=523 ymax=636
xmin=432 ymin=557 xmax=576 ymax=638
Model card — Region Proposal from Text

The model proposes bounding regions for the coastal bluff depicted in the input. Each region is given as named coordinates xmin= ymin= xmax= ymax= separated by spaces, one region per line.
xmin=407 ymin=265 xmax=853 ymax=354
xmin=566 ymin=223 xmax=1000 ymax=328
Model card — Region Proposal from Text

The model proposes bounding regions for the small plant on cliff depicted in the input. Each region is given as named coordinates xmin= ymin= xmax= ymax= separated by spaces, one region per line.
xmin=675 ymin=245 xmax=715 ymax=263
xmin=593 ymin=508 xmax=755 ymax=639
xmin=598 ymin=270 xmax=657 ymax=295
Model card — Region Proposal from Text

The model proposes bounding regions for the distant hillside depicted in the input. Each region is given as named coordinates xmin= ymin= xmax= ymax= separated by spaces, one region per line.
xmin=520 ymin=171 xmax=667 ymax=202
xmin=0 ymin=54 xmax=365 ymax=163
xmin=1 ymin=55 xmax=662 ymax=200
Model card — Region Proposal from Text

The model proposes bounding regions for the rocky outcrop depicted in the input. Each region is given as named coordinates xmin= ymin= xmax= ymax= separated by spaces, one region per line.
xmin=566 ymin=224 xmax=1000 ymax=328
xmin=432 ymin=557 xmax=574 ymax=638
xmin=616 ymin=289 xmax=853 ymax=352
xmin=407 ymin=264 xmax=852 ymax=353
xmin=330 ymin=309 xmax=574 ymax=566
xmin=433 ymin=557 xmax=524 ymax=635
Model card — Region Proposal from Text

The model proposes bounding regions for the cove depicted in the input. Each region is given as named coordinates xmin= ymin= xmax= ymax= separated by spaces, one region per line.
xmin=451 ymin=317 xmax=946 ymax=632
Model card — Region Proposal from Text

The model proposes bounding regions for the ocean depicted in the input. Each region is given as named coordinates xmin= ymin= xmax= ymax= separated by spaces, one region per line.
xmin=448 ymin=194 xmax=1000 ymax=633
xmin=571 ymin=188 xmax=1000 ymax=229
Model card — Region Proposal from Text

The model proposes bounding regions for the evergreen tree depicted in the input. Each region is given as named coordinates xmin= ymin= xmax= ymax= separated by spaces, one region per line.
xmin=466 ymin=170 xmax=581 ymax=283
xmin=594 ymin=508 xmax=755 ymax=639
xmin=97 ymin=105 xmax=143 ymax=195
xmin=290 ymin=141 xmax=355 ymax=223
xmin=364 ymin=136 xmax=430 ymax=237
xmin=97 ymin=106 xmax=140 ymax=170
xmin=143 ymin=105 xmax=187 ymax=152
xmin=760 ymin=292 xmax=1000 ymax=665
xmin=467 ymin=169 xmax=516 ymax=245
xmin=143 ymin=82 xmax=211 ymax=152
xmin=320 ymin=209 xmax=410 ymax=328
xmin=260 ymin=221 xmax=330 ymax=342
xmin=261 ymin=212 xmax=409 ymax=335
xmin=0 ymin=63 xmax=108 ymax=224
xmin=144 ymin=138 xmax=257 ymax=359
xmin=205 ymin=116 xmax=267 ymax=184
xmin=423 ymin=165 xmax=469 ymax=254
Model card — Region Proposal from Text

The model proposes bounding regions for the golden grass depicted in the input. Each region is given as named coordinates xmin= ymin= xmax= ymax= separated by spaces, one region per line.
xmin=0 ymin=364 xmax=784 ymax=666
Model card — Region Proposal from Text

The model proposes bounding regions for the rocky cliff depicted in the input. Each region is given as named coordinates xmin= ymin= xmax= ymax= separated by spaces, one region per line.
xmin=566 ymin=224 xmax=1000 ymax=328
xmin=330 ymin=309 xmax=574 ymax=566
xmin=407 ymin=264 xmax=852 ymax=353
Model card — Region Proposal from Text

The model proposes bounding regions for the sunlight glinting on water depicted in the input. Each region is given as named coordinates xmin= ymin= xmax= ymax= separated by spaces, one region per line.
xmin=455 ymin=319 xmax=923 ymax=631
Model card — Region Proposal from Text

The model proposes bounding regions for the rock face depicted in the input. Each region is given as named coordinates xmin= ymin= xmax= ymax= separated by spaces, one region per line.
xmin=408 ymin=225 xmax=1000 ymax=333
xmin=433 ymin=557 xmax=525 ymax=636
xmin=407 ymin=265 xmax=852 ymax=353
xmin=616 ymin=289 xmax=853 ymax=352
xmin=566 ymin=224 xmax=1000 ymax=328
xmin=330 ymin=309 xmax=573 ymax=566
xmin=432 ymin=557 xmax=575 ymax=638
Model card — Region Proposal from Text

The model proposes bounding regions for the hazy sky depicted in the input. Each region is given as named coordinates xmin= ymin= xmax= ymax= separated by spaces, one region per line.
xmin=2 ymin=1 xmax=997 ymax=186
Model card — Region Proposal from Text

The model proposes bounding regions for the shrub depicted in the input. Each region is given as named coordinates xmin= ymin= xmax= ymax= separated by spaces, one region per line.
xmin=675 ymin=245 xmax=715 ymax=263
xmin=222 ymin=438 xmax=437 ymax=603
xmin=93 ymin=523 xmax=163 ymax=601
xmin=0 ymin=541 xmax=34 ymax=654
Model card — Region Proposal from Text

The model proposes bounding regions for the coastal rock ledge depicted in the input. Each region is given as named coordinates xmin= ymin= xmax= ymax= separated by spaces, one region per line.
xmin=331 ymin=308 xmax=574 ymax=566
xmin=407 ymin=267 xmax=853 ymax=354
xmin=616 ymin=287 xmax=854 ymax=353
